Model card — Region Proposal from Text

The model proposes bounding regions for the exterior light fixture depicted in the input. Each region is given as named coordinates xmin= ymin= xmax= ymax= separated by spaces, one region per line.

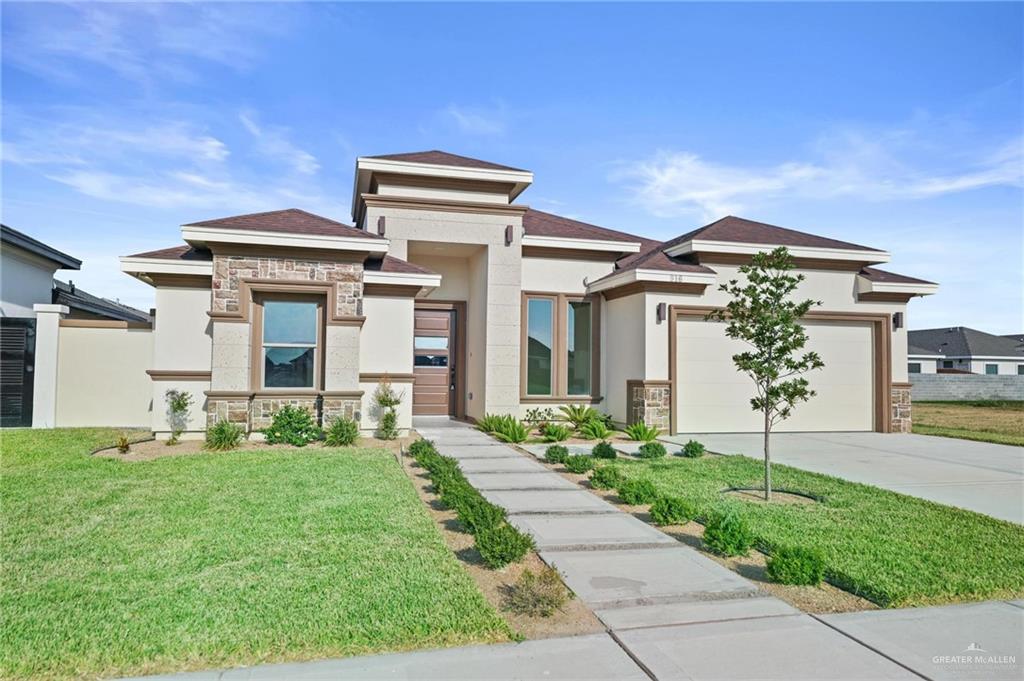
xmin=657 ymin=302 xmax=667 ymax=323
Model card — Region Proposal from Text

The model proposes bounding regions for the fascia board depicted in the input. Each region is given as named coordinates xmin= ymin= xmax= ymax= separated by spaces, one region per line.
xmin=119 ymin=256 xmax=213 ymax=276
xmin=522 ymin=234 xmax=642 ymax=253
xmin=586 ymin=267 xmax=717 ymax=294
xmin=856 ymin=276 xmax=939 ymax=296
xmin=181 ymin=225 xmax=389 ymax=253
xmin=363 ymin=270 xmax=443 ymax=288
xmin=666 ymin=239 xmax=891 ymax=264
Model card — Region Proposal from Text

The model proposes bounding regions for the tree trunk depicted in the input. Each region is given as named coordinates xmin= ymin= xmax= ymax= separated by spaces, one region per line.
xmin=763 ymin=408 xmax=772 ymax=501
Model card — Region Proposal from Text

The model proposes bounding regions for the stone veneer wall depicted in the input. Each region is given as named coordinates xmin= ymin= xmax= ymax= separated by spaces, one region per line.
xmin=890 ymin=383 xmax=912 ymax=434
xmin=322 ymin=396 xmax=362 ymax=424
xmin=212 ymin=254 xmax=363 ymax=316
xmin=627 ymin=380 xmax=672 ymax=432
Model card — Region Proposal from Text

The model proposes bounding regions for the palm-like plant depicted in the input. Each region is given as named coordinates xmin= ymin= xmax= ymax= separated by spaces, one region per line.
xmin=624 ymin=421 xmax=660 ymax=442
xmin=541 ymin=422 xmax=572 ymax=442
xmin=578 ymin=419 xmax=611 ymax=440
xmin=493 ymin=418 xmax=529 ymax=444
xmin=559 ymin=404 xmax=598 ymax=429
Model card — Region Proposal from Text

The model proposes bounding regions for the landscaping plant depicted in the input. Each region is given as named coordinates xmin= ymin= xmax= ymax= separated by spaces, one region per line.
xmin=589 ymin=465 xmax=624 ymax=490
xmin=650 ymin=496 xmax=697 ymax=526
xmin=558 ymin=404 xmax=598 ymax=430
xmin=637 ymin=442 xmax=667 ymax=459
xmin=617 ymin=478 xmax=658 ymax=505
xmin=563 ymin=454 xmax=593 ymax=474
xmin=706 ymin=246 xmax=824 ymax=501
xmin=476 ymin=524 xmax=535 ymax=569
xmin=502 ymin=567 xmax=571 ymax=617
xmin=624 ymin=421 xmax=659 ymax=442
xmin=164 ymin=389 xmax=193 ymax=445
xmin=679 ymin=439 xmax=706 ymax=458
xmin=591 ymin=441 xmax=616 ymax=459
xmin=116 ymin=433 xmax=131 ymax=454
xmin=579 ymin=418 xmax=612 ymax=440
xmin=373 ymin=377 xmax=404 ymax=440
xmin=544 ymin=445 xmax=569 ymax=464
xmin=476 ymin=413 xmax=506 ymax=434
xmin=205 ymin=420 xmax=245 ymax=451
xmin=524 ymin=407 xmax=555 ymax=425
xmin=324 ymin=416 xmax=360 ymax=447
xmin=493 ymin=417 xmax=529 ymax=444
xmin=766 ymin=545 xmax=827 ymax=586
xmin=703 ymin=509 xmax=754 ymax=556
xmin=456 ymin=495 xmax=507 ymax=534
xmin=541 ymin=422 xmax=572 ymax=442
xmin=263 ymin=404 xmax=322 ymax=447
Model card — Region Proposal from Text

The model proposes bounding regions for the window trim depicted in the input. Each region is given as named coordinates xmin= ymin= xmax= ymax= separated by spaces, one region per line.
xmin=251 ymin=293 xmax=325 ymax=393
xmin=520 ymin=291 xmax=601 ymax=402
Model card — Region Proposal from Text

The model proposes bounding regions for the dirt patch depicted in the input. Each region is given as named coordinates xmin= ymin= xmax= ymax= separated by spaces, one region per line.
xmin=724 ymin=489 xmax=818 ymax=506
xmin=398 ymin=453 xmax=604 ymax=640
xmin=522 ymin=450 xmax=877 ymax=615
xmin=95 ymin=433 xmax=420 ymax=462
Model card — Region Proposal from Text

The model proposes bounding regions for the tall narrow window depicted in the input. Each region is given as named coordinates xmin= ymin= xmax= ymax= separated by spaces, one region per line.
xmin=526 ymin=298 xmax=554 ymax=395
xmin=567 ymin=300 xmax=592 ymax=395
xmin=262 ymin=300 xmax=319 ymax=388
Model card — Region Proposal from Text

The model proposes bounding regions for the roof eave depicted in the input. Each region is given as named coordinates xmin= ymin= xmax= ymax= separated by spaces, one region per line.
xmin=586 ymin=267 xmax=718 ymax=295
xmin=856 ymin=276 xmax=939 ymax=297
xmin=522 ymin=234 xmax=642 ymax=254
xmin=664 ymin=239 xmax=891 ymax=264
xmin=180 ymin=225 xmax=389 ymax=254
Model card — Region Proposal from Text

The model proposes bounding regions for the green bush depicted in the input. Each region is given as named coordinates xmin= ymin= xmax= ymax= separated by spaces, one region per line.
xmin=324 ymin=416 xmax=360 ymax=447
xmin=679 ymin=440 xmax=706 ymax=458
xmin=476 ymin=524 xmax=535 ymax=569
xmin=592 ymin=441 xmax=617 ymax=459
xmin=544 ymin=445 xmax=569 ymax=464
xmin=205 ymin=420 xmax=245 ymax=451
xmin=766 ymin=546 xmax=826 ymax=586
xmin=264 ymin=405 xmax=322 ymax=446
xmin=563 ymin=454 xmax=593 ymax=474
xmin=589 ymin=465 xmax=624 ymax=490
xmin=637 ymin=442 xmax=667 ymax=459
xmin=477 ymin=413 xmax=506 ymax=433
xmin=618 ymin=478 xmax=658 ymax=505
xmin=376 ymin=410 xmax=399 ymax=440
xmin=408 ymin=438 xmax=435 ymax=459
xmin=541 ymin=422 xmax=572 ymax=442
xmin=703 ymin=509 xmax=754 ymax=556
xmin=624 ymin=421 xmax=660 ymax=442
xmin=559 ymin=404 xmax=598 ymax=429
xmin=578 ymin=419 xmax=611 ymax=440
xmin=650 ymin=495 xmax=697 ymax=526
xmin=493 ymin=418 xmax=529 ymax=444
xmin=502 ymin=567 xmax=570 ymax=617
xmin=457 ymin=495 xmax=507 ymax=534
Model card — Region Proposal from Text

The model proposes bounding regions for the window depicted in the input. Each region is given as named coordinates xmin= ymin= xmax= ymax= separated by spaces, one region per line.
xmin=1018 ymin=365 xmax=1024 ymax=376
xmin=415 ymin=336 xmax=449 ymax=350
xmin=908 ymin=363 xmax=921 ymax=374
xmin=522 ymin=294 xmax=598 ymax=398
xmin=261 ymin=299 xmax=320 ymax=389
xmin=985 ymin=364 xmax=998 ymax=375
xmin=942 ymin=360 xmax=954 ymax=369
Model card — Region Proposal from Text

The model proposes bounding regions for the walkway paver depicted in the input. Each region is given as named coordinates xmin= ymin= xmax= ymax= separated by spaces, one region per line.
xmin=435 ymin=443 xmax=524 ymax=459
xmin=595 ymin=595 xmax=798 ymax=630
xmin=509 ymin=513 xmax=678 ymax=551
xmin=464 ymin=471 xmax=579 ymax=490
xmin=455 ymin=456 xmax=549 ymax=473
xmin=480 ymin=489 xmax=619 ymax=515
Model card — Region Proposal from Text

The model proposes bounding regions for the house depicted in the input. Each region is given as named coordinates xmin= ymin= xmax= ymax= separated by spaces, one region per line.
xmin=52 ymin=279 xmax=151 ymax=324
xmin=908 ymin=327 xmax=1024 ymax=375
xmin=32 ymin=150 xmax=939 ymax=437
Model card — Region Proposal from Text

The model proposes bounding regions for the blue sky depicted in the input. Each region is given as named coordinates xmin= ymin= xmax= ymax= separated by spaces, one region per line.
xmin=2 ymin=2 xmax=1021 ymax=332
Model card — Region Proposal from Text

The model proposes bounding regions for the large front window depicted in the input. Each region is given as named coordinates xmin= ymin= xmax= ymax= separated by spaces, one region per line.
xmin=523 ymin=294 xmax=597 ymax=398
xmin=526 ymin=297 xmax=554 ymax=395
xmin=567 ymin=301 xmax=592 ymax=395
xmin=261 ymin=300 xmax=319 ymax=388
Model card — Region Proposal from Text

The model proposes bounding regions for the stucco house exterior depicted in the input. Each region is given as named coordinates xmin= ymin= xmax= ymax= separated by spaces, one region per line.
xmin=31 ymin=150 xmax=938 ymax=437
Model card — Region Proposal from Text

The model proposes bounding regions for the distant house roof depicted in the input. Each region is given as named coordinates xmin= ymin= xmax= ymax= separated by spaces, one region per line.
xmin=909 ymin=327 xmax=1024 ymax=359
xmin=908 ymin=344 xmax=943 ymax=356
xmin=127 ymin=244 xmax=212 ymax=260
xmin=53 ymin=280 xmax=150 ymax=323
xmin=365 ymin=150 xmax=526 ymax=172
xmin=1 ymin=224 xmax=81 ymax=270
xmin=184 ymin=208 xmax=382 ymax=239
xmin=522 ymin=209 xmax=654 ymax=246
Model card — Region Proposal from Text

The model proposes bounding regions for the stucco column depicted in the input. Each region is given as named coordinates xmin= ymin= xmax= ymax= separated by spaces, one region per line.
xmin=31 ymin=304 xmax=68 ymax=428
xmin=322 ymin=323 xmax=363 ymax=424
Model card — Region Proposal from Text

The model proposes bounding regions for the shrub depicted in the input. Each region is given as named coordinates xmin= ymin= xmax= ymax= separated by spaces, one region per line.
xmin=264 ymin=404 xmax=322 ymax=447
xmin=324 ymin=416 xmax=360 ymax=447
xmin=618 ymin=478 xmax=658 ymax=505
xmin=703 ymin=509 xmax=754 ymax=556
xmin=589 ymin=465 xmax=624 ymax=490
xmin=592 ymin=441 xmax=617 ymax=459
xmin=559 ymin=404 xmax=598 ymax=429
xmin=679 ymin=440 xmax=706 ymax=458
xmin=502 ymin=567 xmax=570 ymax=617
xmin=457 ymin=496 xmax=507 ymax=534
xmin=524 ymin=407 xmax=555 ymax=425
xmin=377 ymin=410 xmax=399 ymax=440
xmin=373 ymin=378 xmax=404 ymax=440
xmin=579 ymin=419 xmax=611 ymax=440
xmin=624 ymin=421 xmax=660 ymax=442
xmin=544 ymin=445 xmax=569 ymax=464
xmin=476 ymin=524 xmax=535 ymax=569
xmin=116 ymin=433 xmax=131 ymax=454
xmin=477 ymin=413 xmax=506 ymax=433
xmin=637 ymin=442 xmax=667 ymax=459
xmin=541 ymin=422 xmax=572 ymax=442
xmin=408 ymin=438 xmax=435 ymax=459
xmin=493 ymin=418 xmax=529 ymax=444
xmin=205 ymin=420 xmax=244 ymax=451
xmin=766 ymin=546 xmax=826 ymax=586
xmin=650 ymin=495 xmax=697 ymax=526
xmin=563 ymin=454 xmax=593 ymax=474
xmin=164 ymin=389 xmax=193 ymax=444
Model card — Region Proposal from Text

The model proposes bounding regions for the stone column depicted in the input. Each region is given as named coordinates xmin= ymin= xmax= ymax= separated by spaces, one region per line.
xmin=31 ymin=304 xmax=68 ymax=428
xmin=207 ymin=320 xmax=252 ymax=429
xmin=891 ymin=383 xmax=912 ymax=433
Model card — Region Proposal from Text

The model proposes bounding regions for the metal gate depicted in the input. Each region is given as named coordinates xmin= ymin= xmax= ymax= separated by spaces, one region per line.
xmin=1 ymin=318 xmax=36 ymax=427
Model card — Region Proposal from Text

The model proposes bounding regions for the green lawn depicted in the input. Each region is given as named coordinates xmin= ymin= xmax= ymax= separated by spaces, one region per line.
xmin=913 ymin=401 xmax=1024 ymax=446
xmin=1 ymin=429 xmax=509 ymax=680
xmin=613 ymin=454 xmax=1024 ymax=608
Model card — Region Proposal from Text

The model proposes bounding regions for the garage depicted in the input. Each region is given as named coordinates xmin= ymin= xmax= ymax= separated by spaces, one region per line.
xmin=673 ymin=316 xmax=878 ymax=433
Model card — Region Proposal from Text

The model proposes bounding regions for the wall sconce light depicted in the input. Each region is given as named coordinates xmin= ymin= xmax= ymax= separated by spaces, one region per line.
xmin=505 ymin=224 xmax=514 ymax=246
xmin=377 ymin=216 xmax=386 ymax=237
xmin=657 ymin=302 xmax=667 ymax=323
xmin=893 ymin=312 xmax=903 ymax=330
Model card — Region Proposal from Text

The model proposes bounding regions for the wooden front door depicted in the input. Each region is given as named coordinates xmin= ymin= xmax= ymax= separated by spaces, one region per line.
xmin=413 ymin=309 xmax=454 ymax=415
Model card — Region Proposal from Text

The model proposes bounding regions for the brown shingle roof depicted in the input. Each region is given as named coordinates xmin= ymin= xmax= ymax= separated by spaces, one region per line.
xmin=184 ymin=208 xmax=381 ymax=239
xmin=523 ymin=209 xmax=655 ymax=246
xmin=859 ymin=266 xmax=936 ymax=285
xmin=670 ymin=216 xmax=884 ymax=253
xmin=127 ymin=244 xmax=211 ymax=260
xmin=364 ymin=255 xmax=438 ymax=276
xmin=366 ymin=150 xmax=526 ymax=172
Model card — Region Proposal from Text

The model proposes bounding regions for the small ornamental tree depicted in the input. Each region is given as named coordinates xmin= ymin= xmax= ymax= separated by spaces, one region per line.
xmin=706 ymin=247 xmax=824 ymax=501
xmin=373 ymin=375 xmax=404 ymax=440
xmin=164 ymin=389 xmax=193 ymax=445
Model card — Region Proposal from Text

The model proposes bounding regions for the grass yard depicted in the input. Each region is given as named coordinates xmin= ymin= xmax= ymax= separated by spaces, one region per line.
xmin=613 ymin=454 xmax=1024 ymax=608
xmin=912 ymin=400 xmax=1024 ymax=446
xmin=0 ymin=429 xmax=510 ymax=681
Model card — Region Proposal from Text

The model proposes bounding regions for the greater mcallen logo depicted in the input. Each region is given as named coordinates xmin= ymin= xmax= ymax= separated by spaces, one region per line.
xmin=932 ymin=642 xmax=1017 ymax=667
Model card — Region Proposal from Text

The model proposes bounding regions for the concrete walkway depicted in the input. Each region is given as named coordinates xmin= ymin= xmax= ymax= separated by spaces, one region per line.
xmin=662 ymin=431 xmax=1024 ymax=524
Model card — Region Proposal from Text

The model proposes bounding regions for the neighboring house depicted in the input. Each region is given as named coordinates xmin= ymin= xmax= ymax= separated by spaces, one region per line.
xmin=908 ymin=327 xmax=1024 ymax=376
xmin=52 ymin=280 xmax=151 ymax=323
xmin=34 ymin=150 xmax=938 ymax=437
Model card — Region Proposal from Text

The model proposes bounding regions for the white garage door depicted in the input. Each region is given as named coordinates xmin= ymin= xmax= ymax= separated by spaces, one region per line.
xmin=674 ymin=318 xmax=875 ymax=433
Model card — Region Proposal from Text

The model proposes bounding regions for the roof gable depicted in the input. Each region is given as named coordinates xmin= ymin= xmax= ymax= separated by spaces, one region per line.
xmin=366 ymin=150 xmax=525 ymax=172
xmin=672 ymin=216 xmax=884 ymax=253
xmin=183 ymin=209 xmax=380 ymax=239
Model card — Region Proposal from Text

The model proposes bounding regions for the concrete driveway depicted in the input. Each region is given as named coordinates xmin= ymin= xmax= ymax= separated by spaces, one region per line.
xmin=662 ymin=432 xmax=1024 ymax=524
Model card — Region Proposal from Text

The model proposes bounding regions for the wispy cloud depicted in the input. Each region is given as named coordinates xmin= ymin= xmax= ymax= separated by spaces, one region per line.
xmin=443 ymin=103 xmax=507 ymax=135
xmin=239 ymin=111 xmax=320 ymax=175
xmin=613 ymin=129 xmax=1024 ymax=220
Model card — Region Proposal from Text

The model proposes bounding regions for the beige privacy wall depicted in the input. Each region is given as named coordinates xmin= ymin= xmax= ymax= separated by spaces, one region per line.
xmin=55 ymin=326 xmax=153 ymax=427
